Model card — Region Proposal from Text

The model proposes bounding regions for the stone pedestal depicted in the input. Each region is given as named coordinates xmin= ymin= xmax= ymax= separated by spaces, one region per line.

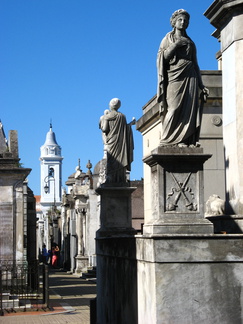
xmin=95 ymin=185 xmax=137 ymax=323
xmin=96 ymin=186 xmax=137 ymax=236
xmin=75 ymin=255 xmax=89 ymax=274
xmin=96 ymin=236 xmax=138 ymax=324
xmin=136 ymin=234 xmax=243 ymax=324
xmin=143 ymin=146 xmax=213 ymax=234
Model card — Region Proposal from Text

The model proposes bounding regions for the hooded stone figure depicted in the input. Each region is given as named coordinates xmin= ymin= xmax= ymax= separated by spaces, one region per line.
xmin=157 ymin=9 xmax=209 ymax=147
xmin=99 ymin=98 xmax=134 ymax=184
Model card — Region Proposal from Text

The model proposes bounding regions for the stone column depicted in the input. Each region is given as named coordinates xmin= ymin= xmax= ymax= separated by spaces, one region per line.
xmin=52 ymin=216 xmax=59 ymax=245
xmin=15 ymin=181 xmax=25 ymax=261
xmin=205 ymin=0 xmax=243 ymax=214
xmin=75 ymin=203 xmax=88 ymax=274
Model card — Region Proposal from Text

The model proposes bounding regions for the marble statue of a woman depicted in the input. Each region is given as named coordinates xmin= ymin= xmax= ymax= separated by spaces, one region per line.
xmin=157 ymin=9 xmax=209 ymax=147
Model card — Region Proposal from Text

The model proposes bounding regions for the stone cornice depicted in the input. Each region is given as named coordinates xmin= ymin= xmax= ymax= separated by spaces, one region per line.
xmin=204 ymin=0 xmax=243 ymax=29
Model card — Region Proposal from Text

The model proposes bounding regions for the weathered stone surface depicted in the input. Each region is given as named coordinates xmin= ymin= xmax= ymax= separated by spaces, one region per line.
xmin=136 ymin=234 xmax=243 ymax=262
xmin=0 ymin=122 xmax=8 ymax=154
xmin=96 ymin=236 xmax=137 ymax=324
xmin=143 ymin=146 xmax=213 ymax=234
xmin=136 ymin=235 xmax=243 ymax=324
xmin=96 ymin=186 xmax=136 ymax=234
xmin=205 ymin=1 xmax=243 ymax=215
xmin=0 ymin=203 xmax=13 ymax=259
xmin=0 ymin=128 xmax=31 ymax=262
xmin=9 ymin=130 xmax=18 ymax=158
xmin=95 ymin=185 xmax=137 ymax=322
xmin=75 ymin=255 xmax=89 ymax=274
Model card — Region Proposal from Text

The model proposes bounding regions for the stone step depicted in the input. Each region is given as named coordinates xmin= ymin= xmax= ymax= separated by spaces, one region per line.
xmin=81 ymin=267 xmax=97 ymax=281
xmin=1 ymin=292 xmax=11 ymax=300
xmin=2 ymin=299 xmax=19 ymax=308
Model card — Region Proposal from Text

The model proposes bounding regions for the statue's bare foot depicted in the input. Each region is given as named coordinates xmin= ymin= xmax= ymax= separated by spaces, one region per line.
xmin=189 ymin=142 xmax=201 ymax=148
xmin=178 ymin=143 xmax=187 ymax=147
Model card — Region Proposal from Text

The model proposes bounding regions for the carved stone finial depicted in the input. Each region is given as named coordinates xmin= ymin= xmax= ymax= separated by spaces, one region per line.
xmin=86 ymin=160 xmax=92 ymax=175
xmin=74 ymin=159 xmax=82 ymax=179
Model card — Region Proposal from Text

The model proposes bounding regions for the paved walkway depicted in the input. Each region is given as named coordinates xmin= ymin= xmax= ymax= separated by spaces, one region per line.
xmin=1 ymin=269 xmax=97 ymax=324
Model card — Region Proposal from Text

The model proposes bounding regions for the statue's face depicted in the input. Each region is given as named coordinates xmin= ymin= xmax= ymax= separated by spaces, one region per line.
xmin=175 ymin=14 xmax=189 ymax=30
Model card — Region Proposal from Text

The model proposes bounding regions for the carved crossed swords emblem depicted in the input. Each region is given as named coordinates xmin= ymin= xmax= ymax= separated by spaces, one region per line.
xmin=167 ymin=172 xmax=197 ymax=211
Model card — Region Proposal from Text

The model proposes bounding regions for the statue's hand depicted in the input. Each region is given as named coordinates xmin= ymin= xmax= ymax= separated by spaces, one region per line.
xmin=128 ymin=117 xmax=136 ymax=126
xmin=202 ymin=87 xmax=209 ymax=97
xmin=164 ymin=37 xmax=189 ymax=60
xmin=175 ymin=37 xmax=189 ymax=48
xmin=201 ymin=87 xmax=209 ymax=103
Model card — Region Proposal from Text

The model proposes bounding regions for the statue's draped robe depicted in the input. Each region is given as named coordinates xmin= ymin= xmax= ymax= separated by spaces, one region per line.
xmin=157 ymin=31 xmax=202 ymax=146
xmin=104 ymin=111 xmax=134 ymax=183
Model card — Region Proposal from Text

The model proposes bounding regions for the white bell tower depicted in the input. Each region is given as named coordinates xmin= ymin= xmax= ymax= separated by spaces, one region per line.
xmin=39 ymin=123 xmax=63 ymax=250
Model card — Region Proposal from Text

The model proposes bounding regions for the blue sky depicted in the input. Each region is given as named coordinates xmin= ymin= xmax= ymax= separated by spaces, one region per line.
xmin=0 ymin=0 xmax=219 ymax=195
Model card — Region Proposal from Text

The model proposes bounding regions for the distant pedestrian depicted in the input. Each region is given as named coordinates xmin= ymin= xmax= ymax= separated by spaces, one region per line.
xmin=51 ymin=245 xmax=59 ymax=268
xmin=42 ymin=244 xmax=49 ymax=264
xmin=48 ymin=249 xmax=51 ymax=264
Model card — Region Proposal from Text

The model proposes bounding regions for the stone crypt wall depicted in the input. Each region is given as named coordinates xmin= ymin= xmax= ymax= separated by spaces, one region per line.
xmin=205 ymin=0 xmax=243 ymax=215
xmin=0 ymin=128 xmax=31 ymax=262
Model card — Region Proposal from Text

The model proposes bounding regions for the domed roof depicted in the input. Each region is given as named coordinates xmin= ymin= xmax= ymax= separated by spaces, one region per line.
xmin=43 ymin=124 xmax=58 ymax=146
xmin=40 ymin=123 xmax=62 ymax=159
xmin=93 ymin=159 xmax=105 ymax=175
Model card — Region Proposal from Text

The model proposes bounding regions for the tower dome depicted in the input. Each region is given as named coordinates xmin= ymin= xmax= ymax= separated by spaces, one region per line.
xmin=40 ymin=123 xmax=61 ymax=158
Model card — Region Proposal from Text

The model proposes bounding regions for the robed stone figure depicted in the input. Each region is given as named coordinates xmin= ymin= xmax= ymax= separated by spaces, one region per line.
xmin=99 ymin=98 xmax=134 ymax=185
xmin=157 ymin=9 xmax=209 ymax=147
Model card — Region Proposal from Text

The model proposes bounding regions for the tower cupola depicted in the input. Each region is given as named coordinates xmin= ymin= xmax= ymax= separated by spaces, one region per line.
xmin=40 ymin=123 xmax=61 ymax=158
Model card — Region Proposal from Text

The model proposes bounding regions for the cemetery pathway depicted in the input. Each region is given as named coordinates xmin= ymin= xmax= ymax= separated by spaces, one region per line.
xmin=1 ymin=269 xmax=97 ymax=324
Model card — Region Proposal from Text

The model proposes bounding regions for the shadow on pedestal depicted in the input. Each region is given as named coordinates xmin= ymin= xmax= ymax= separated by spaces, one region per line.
xmin=95 ymin=185 xmax=138 ymax=324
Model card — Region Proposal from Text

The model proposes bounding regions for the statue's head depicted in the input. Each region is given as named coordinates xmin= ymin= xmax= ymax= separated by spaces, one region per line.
xmin=170 ymin=9 xmax=190 ymax=28
xmin=109 ymin=98 xmax=121 ymax=111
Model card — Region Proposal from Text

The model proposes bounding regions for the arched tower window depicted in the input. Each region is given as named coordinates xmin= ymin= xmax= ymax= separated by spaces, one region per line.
xmin=49 ymin=167 xmax=54 ymax=177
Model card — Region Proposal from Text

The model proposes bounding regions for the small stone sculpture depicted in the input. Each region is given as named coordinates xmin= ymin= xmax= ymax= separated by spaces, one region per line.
xmin=157 ymin=9 xmax=209 ymax=147
xmin=99 ymin=98 xmax=135 ymax=185
xmin=205 ymin=194 xmax=225 ymax=216
xmin=99 ymin=109 xmax=110 ymax=158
